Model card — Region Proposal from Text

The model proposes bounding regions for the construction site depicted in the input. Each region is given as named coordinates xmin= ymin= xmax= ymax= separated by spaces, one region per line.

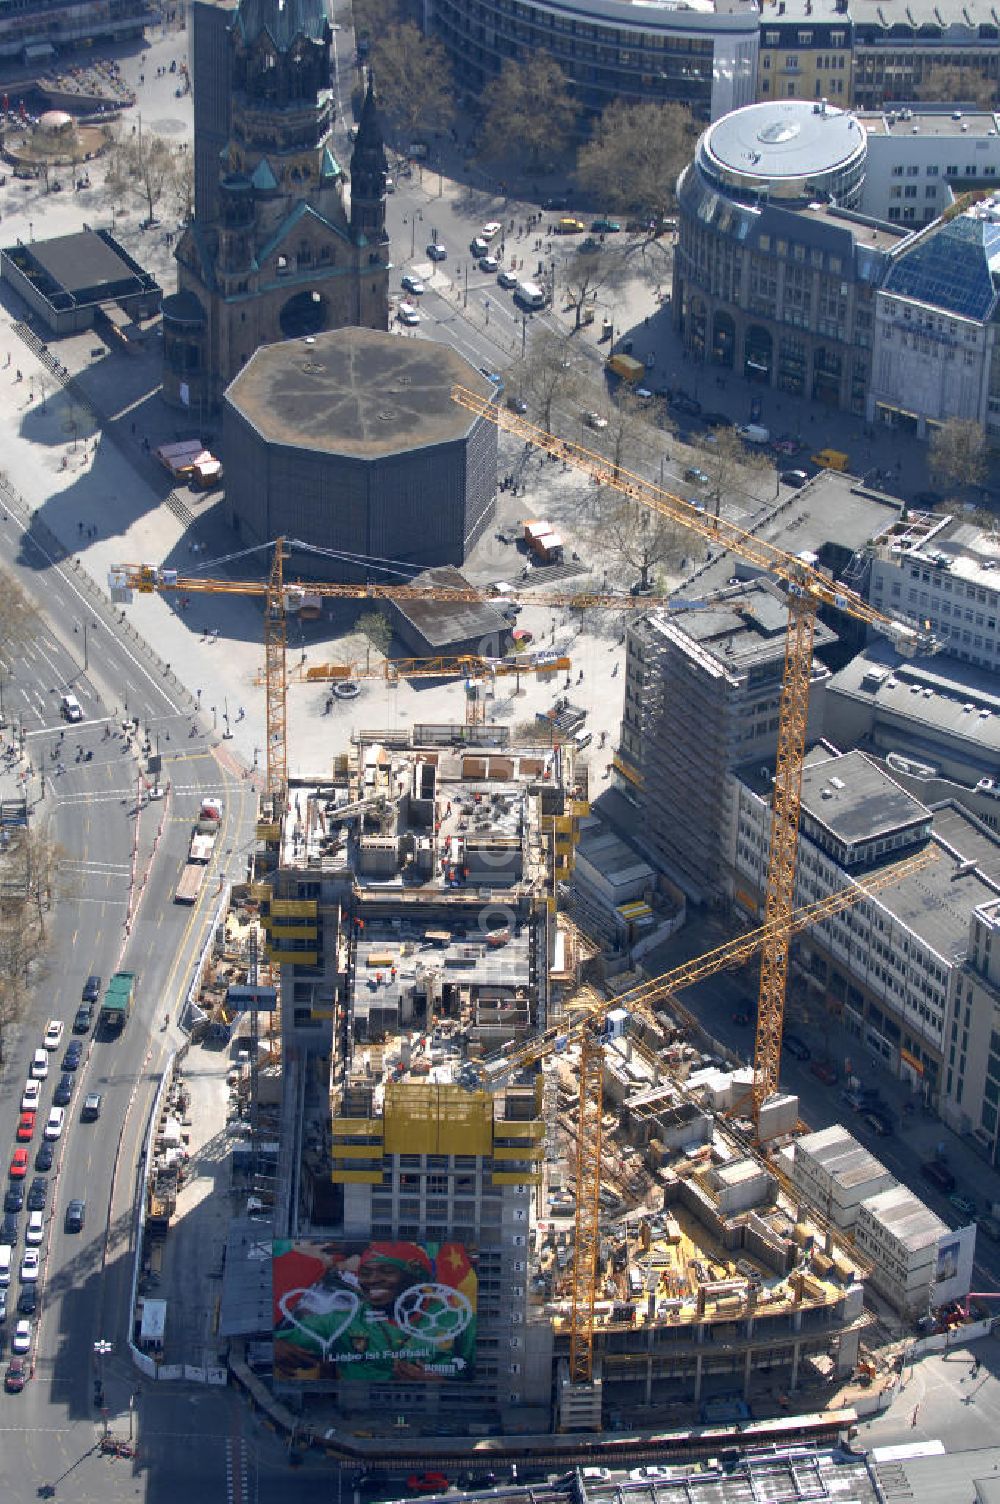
xmin=119 ymin=394 xmax=975 ymax=1442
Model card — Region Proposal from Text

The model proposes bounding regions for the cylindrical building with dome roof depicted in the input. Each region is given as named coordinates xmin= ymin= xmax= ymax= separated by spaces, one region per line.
xmin=672 ymin=97 xmax=906 ymax=413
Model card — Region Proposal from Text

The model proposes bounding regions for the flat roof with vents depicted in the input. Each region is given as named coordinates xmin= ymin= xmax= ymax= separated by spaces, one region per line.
xmin=800 ymin=748 xmax=930 ymax=845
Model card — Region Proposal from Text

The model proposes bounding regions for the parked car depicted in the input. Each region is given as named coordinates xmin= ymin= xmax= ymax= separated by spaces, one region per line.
xmin=62 ymin=1041 xmax=83 ymax=1071
xmin=591 ymin=218 xmax=622 ymax=234
xmin=684 ymin=466 xmax=710 ymax=485
xmin=4 ymin=1356 xmax=26 ymax=1392
xmin=29 ymin=1050 xmax=48 ymax=1081
xmin=33 ymin=1144 xmax=53 ymax=1174
xmin=26 ymin=1180 xmax=46 ymax=1213
xmin=43 ymin=1020 xmax=64 ymax=1051
xmin=72 ymin=1006 xmax=92 ymax=1034
xmin=780 ymin=469 xmax=810 ymax=489
xmin=15 ymin=1113 xmax=35 ymax=1144
xmin=669 ymin=391 xmax=701 ymax=417
xmin=950 ymin=1191 xmax=977 ymax=1219
xmin=0 ymin=1215 xmax=18 ymax=1247
xmin=3 ymin=1188 xmax=22 ymax=1216
xmin=19 ymin=1250 xmax=39 ymax=1283
xmin=11 ymin=1318 xmax=31 ymax=1353
xmin=782 ymin=1034 xmax=811 ymax=1062
xmin=21 ymin=1081 xmax=40 ymax=1113
xmin=53 ymin=1074 xmax=74 ymax=1107
xmin=810 ymin=1059 xmax=838 ymax=1085
xmin=16 ymin=1287 xmax=36 ymax=1316
xmin=43 ymin=1107 xmax=65 ymax=1141
xmin=860 ymin=1109 xmax=893 ymax=1137
xmin=407 ymin=1473 xmax=449 ymax=1494
xmin=8 ymin=1151 xmax=28 ymax=1180
xmin=629 ymin=1467 xmax=671 ymax=1482
xmin=921 ymin=1159 xmax=956 ymax=1194
xmin=82 ymin=975 xmax=101 ymax=1003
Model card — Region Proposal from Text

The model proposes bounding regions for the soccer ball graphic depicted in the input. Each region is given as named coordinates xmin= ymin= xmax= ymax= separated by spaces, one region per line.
xmin=394 ymin=1282 xmax=474 ymax=1345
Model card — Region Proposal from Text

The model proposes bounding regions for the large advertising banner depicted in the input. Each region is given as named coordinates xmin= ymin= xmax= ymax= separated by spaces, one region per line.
xmin=272 ymin=1239 xmax=478 ymax=1383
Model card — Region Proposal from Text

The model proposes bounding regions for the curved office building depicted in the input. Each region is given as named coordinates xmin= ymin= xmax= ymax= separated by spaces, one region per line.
xmin=672 ymin=98 xmax=904 ymax=411
xmin=429 ymin=0 xmax=760 ymax=121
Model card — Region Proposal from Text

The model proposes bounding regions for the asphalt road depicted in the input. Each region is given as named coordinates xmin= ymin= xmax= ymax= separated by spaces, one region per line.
xmin=0 ymin=495 xmax=267 ymax=1500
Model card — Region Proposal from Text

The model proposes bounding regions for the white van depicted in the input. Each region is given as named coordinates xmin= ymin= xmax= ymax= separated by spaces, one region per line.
xmin=0 ymin=1246 xmax=11 ymax=1287
xmin=514 ymin=281 xmax=547 ymax=311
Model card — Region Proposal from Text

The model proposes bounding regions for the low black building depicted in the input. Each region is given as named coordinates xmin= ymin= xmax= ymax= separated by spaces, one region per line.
xmin=0 ymin=228 xmax=161 ymax=337
xmin=222 ymin=327 xmax=498 ymax=578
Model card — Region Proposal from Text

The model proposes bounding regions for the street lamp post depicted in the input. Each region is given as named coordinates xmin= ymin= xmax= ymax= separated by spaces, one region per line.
xmin=94 ymin=1338 xmax=112 ymax=1434
xmin=409 ymin=209 xmax=423 ymax=259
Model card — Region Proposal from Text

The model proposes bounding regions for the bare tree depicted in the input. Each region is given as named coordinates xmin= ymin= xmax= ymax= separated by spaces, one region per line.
xmin=929 ymin=417 xmax=988 ymax=496
xmin=111 ymin=131 xmax=178 ymax=225
xmin=514 ymin=331 xmax=580 ymax=430
xmin=0 ymin=568 xmax=39 ymax=662
xmin=695 ymin=427 xmax=769 ymax=520
xmin=171 ymin=148 xmax=194 ymax=224
xmin=352 ymin=0 xmax=405 ymax=45
xmin=357 ymin=610 xmax=393 ymax=665
xmin=478 ymin=54 xmax=579 ymax=169
xmin=0 ymin=824 xmax=61 ymax=1064
xmin=0 ymin=914 xmax=37 ymax=1066
xmin=918 ymin=65 xmax=995 ymax=109
xmin=601 ymin=492 xmax=686 ymax=593
xmin=5 ymin=825 xmax=62 ymax=938
xmin=370 ymin=24 xmax=455 ymax=143
xmin=561 ymin=245 xmax=628 ymax=331
xmin=576 ymin=99 xmax=696 ymax=230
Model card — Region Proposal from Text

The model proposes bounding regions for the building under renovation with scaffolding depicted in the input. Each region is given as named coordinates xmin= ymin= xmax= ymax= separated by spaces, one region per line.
xmin=198 ymin=729 xmax=876 ymax=1435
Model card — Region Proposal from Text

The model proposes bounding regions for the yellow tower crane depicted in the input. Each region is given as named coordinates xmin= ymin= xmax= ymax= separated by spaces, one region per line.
xmin=472 ymin=843 xmax=935 ymax=1388
xmin=447 ymin=386 xmax=935 ymax=1132
xmin=116 ymin=545 xmax=712 ymax=799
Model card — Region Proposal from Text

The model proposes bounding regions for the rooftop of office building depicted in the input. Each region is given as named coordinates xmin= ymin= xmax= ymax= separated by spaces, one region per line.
xmin=799 ymin=748 xmax=931 ymax=844
xmin=859 ymin=105 xmax=1000 ymax=138
xmin=642 ymin=580 xmax=836 ymax=675
xmin=686 ymin=474 xmax=903 ymax=600
xmin=825 ymin=640 xmax=1000 ymax=769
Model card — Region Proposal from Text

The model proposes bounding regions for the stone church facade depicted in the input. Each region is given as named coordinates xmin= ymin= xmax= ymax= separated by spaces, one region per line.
xmin=162 ymin=0 xmax=389 ymax=415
